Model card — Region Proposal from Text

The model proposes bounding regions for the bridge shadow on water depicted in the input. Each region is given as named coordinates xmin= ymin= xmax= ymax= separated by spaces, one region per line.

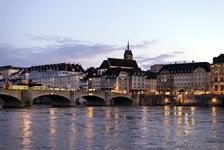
xmin=111 ymin=97 xmax=132 ymax=106
xmin=75 ymin=96 xmax=132 ymax=106
xmin=33 ymin=95 xmax=71 ymax=107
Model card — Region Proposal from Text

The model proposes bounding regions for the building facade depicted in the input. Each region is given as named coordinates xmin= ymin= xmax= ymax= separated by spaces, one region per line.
xmin=42 ymin=73 xmax=83 ymax=90
xmin=210 ymin=54 xmax=224 ymax=94
xmin=145 ymin=71 xmax=157 ymax=94
xmin=0 ymin=66 xmax=24 ymax=79
xmin=29 ymin=63 xmax=84 ymax=86
xmin=157 ymin=62 xmax=211 ymax=94
xmin=96 ymin=42 xmax=146 ymax=93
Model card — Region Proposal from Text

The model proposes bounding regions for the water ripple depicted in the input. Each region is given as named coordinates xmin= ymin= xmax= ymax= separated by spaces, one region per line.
xmin=0 ymin=106 xmax=224 ymax=149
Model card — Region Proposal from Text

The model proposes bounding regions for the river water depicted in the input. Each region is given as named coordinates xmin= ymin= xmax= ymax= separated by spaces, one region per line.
xmin=0 ymin=106 xmax=224 ymax=150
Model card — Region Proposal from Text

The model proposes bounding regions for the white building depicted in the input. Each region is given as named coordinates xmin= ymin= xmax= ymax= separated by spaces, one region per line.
xmin=88 ymin=76 xmax=101 ymax=91
xmin=42 ymin=73 xmax=83 ymax=90
xmin=29 ymin=63 xmax=84 ymax=86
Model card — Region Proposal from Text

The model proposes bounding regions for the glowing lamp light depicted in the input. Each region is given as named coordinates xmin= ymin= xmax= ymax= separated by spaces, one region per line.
xmin=212 ymin=98 xmax=217 ymax=103
xmin=165 ymin=98 xmax=169 ymax=103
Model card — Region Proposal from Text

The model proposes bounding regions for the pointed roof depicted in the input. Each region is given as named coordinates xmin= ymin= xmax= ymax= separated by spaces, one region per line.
xmin=127 ymin=41 xmax=130 ymax=51
xmin=124 ymin=41 xmax=133 ymax=56
xmin=99 ymin=60 xmax=110 ymax=69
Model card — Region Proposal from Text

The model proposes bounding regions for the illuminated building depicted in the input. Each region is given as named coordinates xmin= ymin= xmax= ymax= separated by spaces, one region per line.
xmin=210 ymin=54 xmax=224 ymax=94
xmin=157 ymin=61 xmax=211 ymax=94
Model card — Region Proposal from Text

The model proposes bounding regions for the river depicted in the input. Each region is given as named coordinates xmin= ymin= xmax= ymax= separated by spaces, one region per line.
xmin=0 ymin=106 xmax=224 ymax=149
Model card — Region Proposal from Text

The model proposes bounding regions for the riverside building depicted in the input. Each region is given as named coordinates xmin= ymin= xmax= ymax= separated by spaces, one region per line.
xmin=29 ymin=62 xmax=84 ymax=89
xmin=210 ymin=54 xmax=224 ymax=94
xmin=0 ymin=65 xmax=27 ymax=88
xmin=97 ymin=42 xmax=147 ymax=93
xmin=157 ymin=61 xmax=211 ymax=94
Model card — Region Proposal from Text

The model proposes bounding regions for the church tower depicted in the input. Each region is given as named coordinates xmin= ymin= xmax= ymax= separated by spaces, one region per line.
xmin=124 ymin=41 xmax=133 ymax=60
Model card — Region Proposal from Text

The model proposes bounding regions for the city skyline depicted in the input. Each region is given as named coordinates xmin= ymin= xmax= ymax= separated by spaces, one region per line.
xmin=1 ymin=0 xmax=224 ymax=70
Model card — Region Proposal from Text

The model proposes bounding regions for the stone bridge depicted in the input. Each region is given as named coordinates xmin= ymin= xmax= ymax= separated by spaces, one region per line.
xmin=0 ymin=89 xmax=140 ymax=108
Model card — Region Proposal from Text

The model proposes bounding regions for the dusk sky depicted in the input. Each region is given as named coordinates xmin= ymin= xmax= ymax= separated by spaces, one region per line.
xmin=1 ymin=0 xmax=224 ymax=70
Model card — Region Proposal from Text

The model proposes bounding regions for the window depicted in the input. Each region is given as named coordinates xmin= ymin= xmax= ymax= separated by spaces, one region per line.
xmin=215 ymin=77 xmax=218 ymax=82
xmin=215 ymin=85 xmax=218 ymax=91
xmin=221 ymin=85 xmax=224 ymax=91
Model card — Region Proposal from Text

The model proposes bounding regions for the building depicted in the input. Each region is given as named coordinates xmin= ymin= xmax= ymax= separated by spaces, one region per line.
xmin=128 ymin=69 xmax=147 ymax=93
xmin=82 ymin=67 xmax=101 ymax=91
xmin=157 ymin=62 xmax=211 ymax=94
xmin=97 ymin=42 xmax=147 ymax=93
xmin=0 ymin=73 xmax=3 ymax=88
xmin=9 ymin=69 xmax=30 ymax=85
xmin=29 ymin=62 xmax=84 ymax=85
xmin=124 ymin=41 xmax=133 ymax=60
xmin=145 ymin=71 xmax=157 ymax=94
xmin=88 ymin=75 xmax=101 ymax=91
xmin=150 ymin=64 xmax=164 ymax=73
xmin=0 ymin=65 xmax=25 ymax=79
xmin=101 ymin=68 xmax=130 ymax=93
xmin=0 ymin=65 xmax=26 ymax=88
xmin=0 ymin=73 xmax=3 ymax=80
xmin=42 ymin=73 xmax=83 ymax=91
xmin=210 ymin=54 xmax=224 ymax=94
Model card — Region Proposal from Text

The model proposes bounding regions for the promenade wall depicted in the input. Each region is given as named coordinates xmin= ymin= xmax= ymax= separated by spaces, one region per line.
xmin=140 ymin=94 xmax=224 ymax=106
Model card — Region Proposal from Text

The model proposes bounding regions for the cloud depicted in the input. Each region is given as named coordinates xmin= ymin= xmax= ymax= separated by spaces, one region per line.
xmin=25 ymin=33 xmax=88 ymax=45
xmin=0 ymin=34 xmax=122 ymax=68
xmin=173 ymin=51 xmax=184 ymax=54
xmin=131 ymin=40 xmax=159 ymax=49
xmin=136 ymin=51 xmax=185 ymax=70
xmin=0 ymin=34 xmax=162 ymax=69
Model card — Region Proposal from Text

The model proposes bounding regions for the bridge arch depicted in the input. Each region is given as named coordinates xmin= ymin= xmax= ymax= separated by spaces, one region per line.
xmin=0 ymin=94 xmax=21 ymax=108
xmin=31 ymin=91 xmax=72 ymax=107
xmin=110 ymin=96 xmax=132 ymax=106
xmin=80 ymin=95 xmax=106 ymax=106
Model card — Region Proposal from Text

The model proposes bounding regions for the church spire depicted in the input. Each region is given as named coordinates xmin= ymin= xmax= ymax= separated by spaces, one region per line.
xmin=127 ymin=40 xmax=130 ymax=50
xmin=124 ymin=40 xmax=133 ymax=60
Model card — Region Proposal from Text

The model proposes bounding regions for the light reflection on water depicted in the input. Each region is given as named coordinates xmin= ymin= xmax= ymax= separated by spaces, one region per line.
xmin=0 ymin=106 xmax=224 ymax=149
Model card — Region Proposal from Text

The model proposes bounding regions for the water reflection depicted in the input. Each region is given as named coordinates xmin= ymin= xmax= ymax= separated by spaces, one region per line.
xmin=191 ymin=107 xmax=196 ymax=125
xmin=48 ymin=108 xmax=57 ymax=148
xmin=87 ymin=107 xmax=94 ymax=118
xmin=85 ymin=107 xmax=94 ymax=149
xmin=0 ymin=106 xmax=224 ymax=149
xmin=21 ymin=111 xmax=32 ymax=147
xmin=68 ymin=109 xmax=77 ymax=148
xmin=164 ymin=106 xmax=170 ymax=116
xmin=212 ymin=107 xmax=217 ymax=124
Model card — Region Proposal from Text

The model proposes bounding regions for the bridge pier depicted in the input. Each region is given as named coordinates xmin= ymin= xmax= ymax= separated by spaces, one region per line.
xmin=105 ymin=92 xmax=111 ymax=106
xmin=21 ymin=90 xmax=32 ymax=107
xmin=131 ymin=94 xmax=140 ymax=105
